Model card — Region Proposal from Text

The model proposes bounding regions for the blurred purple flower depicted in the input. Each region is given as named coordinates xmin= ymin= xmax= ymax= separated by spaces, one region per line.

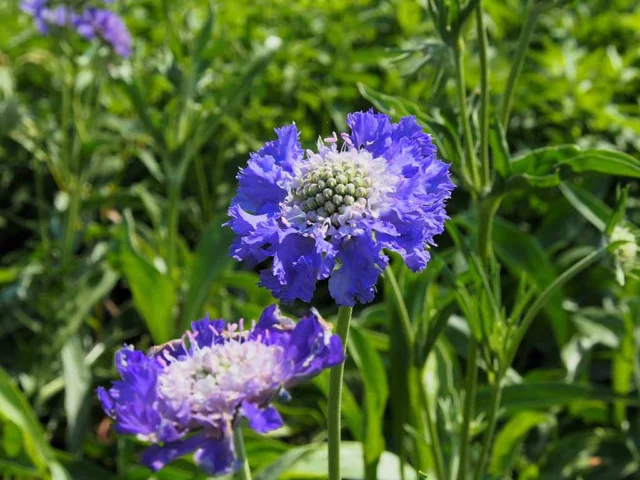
xmin=227 ymin=110 xmax=454 ymax=306
xmin=72 ymin=8 xmax=132 ymax=57
xmin=20 ymin=1 xmax=132 ymax=58
xmin=97 ymin=305 xmax=344 ymax=476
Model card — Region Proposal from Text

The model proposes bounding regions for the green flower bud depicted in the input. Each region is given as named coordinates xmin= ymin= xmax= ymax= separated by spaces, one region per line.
xmin=324 ymin=201 xmax=336 ymax=214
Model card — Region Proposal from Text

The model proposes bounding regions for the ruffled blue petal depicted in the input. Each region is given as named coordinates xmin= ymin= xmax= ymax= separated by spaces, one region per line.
xmin=190 ymin=315 xmax=227 ymax=350
xmin=285 ymin=310 xmax=345 ymax=382
xmin=194 ymin=435 xmax=239 ymax=476
xmin=257 ymin=124 xmax=303 ymax=173
xmin=328 ymin=233 xmax=388 ymax=306
xmin=241 ymin=402 xmax=284 ymax=433
xmin=259 ymin=234 xmax=323 ymax=303
xmin=347 ymin=109 xmax=392 ymax=157
xmin=227 ymin=205 xmax=283 ymax=266
xmin=99 ymin=347 xmax=167 ymax=440
xmin=141 ymin=434 xmax=208 ymax=472
xmin=233 ymin=153 xmax=289 ymax=215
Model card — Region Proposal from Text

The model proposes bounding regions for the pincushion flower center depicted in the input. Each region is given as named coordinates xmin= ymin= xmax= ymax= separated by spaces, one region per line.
xmin=290 ymin=148 xmax=394 ymax=226
xmin=157 ymin=341 xmax=287 ymax=415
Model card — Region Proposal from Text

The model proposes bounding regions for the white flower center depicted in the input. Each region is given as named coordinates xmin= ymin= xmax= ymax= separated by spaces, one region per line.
xmin=288 ymin=148 xmax=397 ymax=226
xmin=157 ymin=341 xmax=287 ymax=418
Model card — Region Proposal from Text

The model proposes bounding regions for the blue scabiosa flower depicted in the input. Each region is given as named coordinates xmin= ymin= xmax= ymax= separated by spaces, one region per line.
xmin=20 ymin=1 xmax=132 ymax=58
xmin=97 ymin=305 xmax=343 ymax=476
xmin=72 ymin=7 xmax=132 ymax=57
xmin=227 ymin=110 xmax=454 ymax=306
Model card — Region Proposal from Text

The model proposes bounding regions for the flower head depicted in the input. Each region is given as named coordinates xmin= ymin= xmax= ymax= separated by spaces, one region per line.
xmin=611 ymin=225 xmax=638 ymax=272
xmin=20 ymin=1 xmax=132 ymax=57
xmin=97 ymin=305 xmax=344 ymax=476
xmin=227 ymin=110 xmax=454 ymax=306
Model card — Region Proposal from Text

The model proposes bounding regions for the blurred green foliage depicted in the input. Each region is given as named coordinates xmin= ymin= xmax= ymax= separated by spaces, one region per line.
xmin=0 ymin=0 xmax=639 ymax=479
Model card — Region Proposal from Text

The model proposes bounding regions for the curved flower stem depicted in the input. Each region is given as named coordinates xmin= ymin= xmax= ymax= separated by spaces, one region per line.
xmin=456 ymin=340 xmax=478 ymax=480
xmin=233 ymin=424 xmax=253 ymax=480
xmin=500 ymin=0 xmax=542 ymax=128
xmin=453 ymin=37 xmax=481 ymax=192
xmin=384 ymin=268 xmax=414 ymax=345
xmin=477 ymin=196 xmax=502 ymax=264
xmin=415 ymin=366 xmax=447 ymax=480
xmin=328 ymin=305 xmax=353 ymax=480
xmin=476 ymin=0 xmax=491 ymax=191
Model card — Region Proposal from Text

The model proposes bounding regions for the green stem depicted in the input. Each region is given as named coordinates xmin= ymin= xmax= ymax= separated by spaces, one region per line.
xmin=476 ymin=0 xmax=491 ymax=190
xmin=194 ymin=155 xmax=212 ymax=223
xmin=453 ymin=37 xmax=480 ymax=192
xmin=471 ymin=376 xmax=503 ymax=480
xmin=472 ymin=248 xmax=604 ymax=479
xmin=386 ymin=267 xmax=446 ymax=478
xmin=233 ymin=424 xmax=253 ymax=480
xmin=457 ymin=340 xmax=478 ymax=480
xmin=477 ymin=197 xmax=501 ymax=263
xmin=328 ymin=306 xmax=353 ymax=480
xmin=61 ymin=179 xmax=81 ymax=268
xmin=34 ymin=161 xmax=50 ymax=249
xmin=165 ymin=179 xmax=182 ymax=273
xmin=502 ymin=248 xmax=604 ymax=372
xmin=416 ymin=366 xmax=447 ymax=480
xmin=385 ymin=268 xmax=414 ymax=345
xmin=500 ymin=0 xmax=542 ymax=128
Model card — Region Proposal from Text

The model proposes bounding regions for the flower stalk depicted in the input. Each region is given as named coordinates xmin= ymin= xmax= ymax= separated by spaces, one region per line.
xmin=233 ymin=425 xmax=252 ymax=480
xmin=327 ymin=305 xmax=353 ymax=480
xmin=500 ymin=0 xmax=543 ymax=127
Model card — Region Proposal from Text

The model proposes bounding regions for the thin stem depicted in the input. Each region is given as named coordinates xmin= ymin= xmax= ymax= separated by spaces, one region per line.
xmin=457 ymin=340 xmax=478 ymax=480
xmin=385 ymin=268 xmax=414 ymax=345
xmin=472 ymin=248 xmax=604 ymax=479
xmin=194 ymin=155 xmax=212 ymax=223
xmin=61 ymin=180 xmax=81 ymax=267
xmin=34 ymin=161 xmax=50 ymax=249
xmin=453 ymin=37 xmax=480 ymax=192
xmin=477 ymin=197 xmax=501 ymax=263
xmin=502 ymin=248 xmax=604 ymax=373
xmin=328 ymin=306 xmax=353 ymax=480
xmin=471 ymin=376 xmax=503 ymax=480
xmin=416 ymin=366 xmax=447 ymax=480
xmin=233 ymin=424 xmax=252 ymax=480
xmin=165 ymin=179 xmax=182 ymax=273
xmin=476 ymin=0 xmax=491 ymax=190
xmin=500 ymin=0 xmax=542 ymax=128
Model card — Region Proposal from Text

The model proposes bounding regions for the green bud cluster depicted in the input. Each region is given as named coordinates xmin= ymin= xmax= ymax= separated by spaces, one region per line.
xmin=294 ymin=160 xmax=373 ymax=218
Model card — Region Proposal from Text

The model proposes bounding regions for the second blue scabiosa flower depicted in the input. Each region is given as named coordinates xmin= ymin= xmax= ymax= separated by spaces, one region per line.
xmin=227 ymin=110 xmax=454 ymax=306
xmin=20 ymin=0 xmax=132 ymax=57
xmin=97 ymin=305 xmax=343 ymax=475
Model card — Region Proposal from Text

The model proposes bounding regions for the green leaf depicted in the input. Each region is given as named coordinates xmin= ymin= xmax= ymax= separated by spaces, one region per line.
xmin=489 ymin=411 xmax=550 ymax=474
xmin=489 ymin=115 xmax=511 ymax=179
xmin=357 ymin=83 xmax=464 ymax=170
xmin=270 ymin=442 xmax=417 ymax=480
xmin=476 ymin=382 xmax=640 ymax=412
xmin=502 ymin=145 xmax=640 ymax=194
xmin=457 ymin=215 xmax=570 ymax=346
xmin=349 ymin=325 xmax=389 ymax=477
xmin=0 ymin=366 xmax=69 ymax=478
xmin=120 ymin=223 xmax=176 ymax=343
xmin=558 ymin=182 xmax=613 ymax=232
xmin=61 ymin=335 xmax=91 ymax=454
xmin=180 ymin=216 xmax=233 ymax=330
xmin=2 ymin=421 xmax=22 ymax=458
